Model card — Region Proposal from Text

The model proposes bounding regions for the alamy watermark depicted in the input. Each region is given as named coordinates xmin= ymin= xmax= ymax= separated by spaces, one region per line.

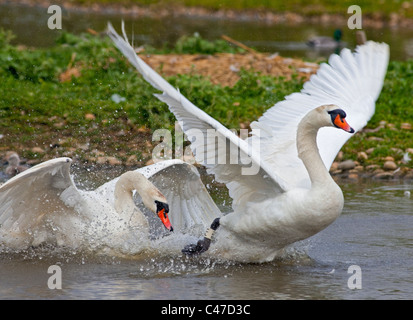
xmin=47 ymin=5 xmax=62 ymax=30
xmin=347 ymin=265 xmax=362 ymax=289
xmin=347 ymin=5 xmax=362 ymax=30
xmin=47 ymin=265 xmax=62 ymax=290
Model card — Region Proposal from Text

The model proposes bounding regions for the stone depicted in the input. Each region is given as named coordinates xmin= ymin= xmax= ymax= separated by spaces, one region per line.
xmin=383 ymin=160 xmax=397 ymax=171
xmin=85 ymin=113 xmax=96 ymax=120
xmin=401 ymin=123 xmax=412 ymax=130
xmin=106 ymin=156 xmax=122 ymax=166
xmin=348 ymin=173 xmax=359 ymax=180
xmin=329 ymin=162 xmax=339 ymax=172
xmin=126 ymin=155 xmax=138 ymax=166
xmin=357 ymin=151 xmax=368 ymax=160
xmin=374 ymin=172 xmax=394 ymax=180
xmin=31 ymin=147 xmax=44 ymax=153
xmin=337 ymin=160 xmax=356 ymax=170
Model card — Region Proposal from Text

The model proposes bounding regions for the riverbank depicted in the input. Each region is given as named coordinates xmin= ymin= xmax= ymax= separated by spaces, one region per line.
xmin=2 ymin=0 xmax=413 ymax=29
xmin=0 ymin=29 xmax=412 ymax=182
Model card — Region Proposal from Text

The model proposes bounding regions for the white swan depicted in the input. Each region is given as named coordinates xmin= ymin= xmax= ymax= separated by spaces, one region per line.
xmin=0 ymin=158 xmax=173 ymax=253
xmin=107 ymin=23 xmax=389 ymax=262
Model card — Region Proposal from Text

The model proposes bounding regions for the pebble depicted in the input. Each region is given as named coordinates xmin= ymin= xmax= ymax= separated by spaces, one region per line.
xmin=357 ymin=151 xmax=368 ymax=160
xmin=401 ymin=123 xmax=412 ymax=130
xmin=106 ymin=156 xmax=122 ymax=165
xmin=374 ymin=172 xmax=394 ymax=180
xmin=126 ymin=155 xmax=138 ymax=166
xmin=85 ymin=113 xmax=96 ymax=120
xmin=383 ymin=160 xmax=398 ymax=171
xmin=337 ymin=160 xmax=356 ymax=170
xmin=95 ymin=156 xmax=122 ymax=165
xmin=31 ymin=147 xmax=44 ymax=153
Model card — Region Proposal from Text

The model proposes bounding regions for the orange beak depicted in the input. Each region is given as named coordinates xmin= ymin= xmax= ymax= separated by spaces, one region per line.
xmin=157 ymin=208 xmax=173 ymax=232
xmin=334 ymin=114 xmax=355 ymax=133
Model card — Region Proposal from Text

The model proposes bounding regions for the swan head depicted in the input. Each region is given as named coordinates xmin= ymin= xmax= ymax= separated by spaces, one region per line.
xmin=321 ymin=104 xmax=355 ymax=133
xmin=116 ymin=171 xmax=173 ymax=232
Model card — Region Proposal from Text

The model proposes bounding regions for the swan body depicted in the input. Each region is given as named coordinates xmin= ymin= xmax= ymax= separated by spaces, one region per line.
xmin=0 ymin=158 xmax=173 ymax=253
xmin=108 ymin=23 xmax=389 ymax=262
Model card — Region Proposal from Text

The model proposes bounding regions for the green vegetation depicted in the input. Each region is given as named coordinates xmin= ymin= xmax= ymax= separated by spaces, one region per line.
xmin=73 ymin=0 xmax=413 ymax=19
xmin=0 ymin=29 xmax=412 ymax=172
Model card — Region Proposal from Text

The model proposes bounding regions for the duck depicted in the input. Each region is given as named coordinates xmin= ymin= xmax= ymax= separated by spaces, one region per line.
xmin=108 ymin=22 xmax=389 ymax=262
xmin=4 ymin=152 xmax=28 ymax=177
xmin=307 ymin=29 xmax=345 ymax=49
xmin=0 ymin=157 xmax=173 ymax=253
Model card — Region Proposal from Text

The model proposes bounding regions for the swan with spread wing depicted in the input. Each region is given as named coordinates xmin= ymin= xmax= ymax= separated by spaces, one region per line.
xmin=0 ymin=157 xmax=174 ymax=253
xmin=108 ymin=23 xmax=389 ymax=262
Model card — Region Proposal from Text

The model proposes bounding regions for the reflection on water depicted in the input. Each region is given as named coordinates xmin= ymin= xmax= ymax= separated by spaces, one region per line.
xmin=0 ymin=167 xmax=412 ymax=299
xmin=1 ymin=2 xmax=413 ymax=60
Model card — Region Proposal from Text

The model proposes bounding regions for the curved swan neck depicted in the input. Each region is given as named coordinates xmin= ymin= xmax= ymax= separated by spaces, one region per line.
xmin=114 ymin=171 xmax=166 ymax=215
xmin=114 ymin=174 xmax=138 ymax=215
xmin=296 ymin=111 xmax=333 ymax=187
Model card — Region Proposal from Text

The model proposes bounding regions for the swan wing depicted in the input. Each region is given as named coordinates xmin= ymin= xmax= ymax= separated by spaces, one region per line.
xmin=249 ymin=41 xmax=389 ymax=189
xmin=139 ymin=160 xmax=222 ymax=235
xmin=0 ymin=157 xmax=85 ymax=247
xmin=107 ymin=23 xmax=287 ymax=212
xmin=96 ymin=159 xmax=221 ymax=235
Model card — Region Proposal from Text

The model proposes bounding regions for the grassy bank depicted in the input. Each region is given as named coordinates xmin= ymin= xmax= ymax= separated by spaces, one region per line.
xmin=0 ymin=29 xmax=412 ymax=177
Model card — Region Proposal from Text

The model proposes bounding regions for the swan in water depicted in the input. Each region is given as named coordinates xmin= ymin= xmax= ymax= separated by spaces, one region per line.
xmin=0 ymin=157 xmax=173 ymax=253
xmin=108 ymin=23 xmax=389 ymax=262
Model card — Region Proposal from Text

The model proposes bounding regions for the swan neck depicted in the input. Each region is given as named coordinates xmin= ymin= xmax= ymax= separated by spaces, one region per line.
xmin=114 ymin=178 xmax=136 ymax=215
xmin=297 ymin=116 xmax=333 ymax=187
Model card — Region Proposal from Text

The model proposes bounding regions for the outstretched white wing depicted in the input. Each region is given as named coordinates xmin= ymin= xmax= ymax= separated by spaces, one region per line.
xmin=108 ymin=23 xmax=388 ymax=209
xmin=107 ymin=23 xmax=286 ymax=213
xmin=0 ymin=158 xmax=85 ymax=248
xmin=96 ymin=159 xmax=222 ymax=236
xmin=250 ymin=41 xmax=389 ymax=189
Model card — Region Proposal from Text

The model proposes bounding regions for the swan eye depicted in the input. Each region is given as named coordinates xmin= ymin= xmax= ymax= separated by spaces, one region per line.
xmin=328 ymin=109 xmax=354 ymax=133
xmin=155 ymin=200 xmax=169 ymax=214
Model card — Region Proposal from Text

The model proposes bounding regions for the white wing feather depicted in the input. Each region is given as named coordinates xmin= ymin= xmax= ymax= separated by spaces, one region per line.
xmin=107 ymin=22 xmax=286 ymax=213
xmin=108 ymin=22 xmax=389 ymax=208
xmin=96 ymin=159 xmax=221 ymax=236
xmin=0 ymin=158 xmax=86 ymax=247
xmin=250 ymin=41 xmax=389 ymax=189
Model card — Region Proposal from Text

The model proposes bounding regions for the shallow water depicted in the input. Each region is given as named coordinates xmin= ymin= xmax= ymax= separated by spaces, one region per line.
xmin=1 ymin=2 xmax=413 ymax=60
xmin=0 ymin=173 xmax=412 ymax=300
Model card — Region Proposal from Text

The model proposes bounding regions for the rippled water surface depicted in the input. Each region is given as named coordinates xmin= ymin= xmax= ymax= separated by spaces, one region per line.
xmin=0 ymin=174 xmax=412 ymax=300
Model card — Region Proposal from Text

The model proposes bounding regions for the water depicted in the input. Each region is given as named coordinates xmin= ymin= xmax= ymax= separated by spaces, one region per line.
xmin=0 ymin=173 xmax=412 ymax=300
xmin=1 ymin=2 xmax=413 ymax=60
xmin=0 ymin=2 xmax=412 ymax=300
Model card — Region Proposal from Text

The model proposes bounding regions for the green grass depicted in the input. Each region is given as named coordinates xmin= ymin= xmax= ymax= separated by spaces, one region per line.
xmin=0 ymin=29 xmax=412 ymax=170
